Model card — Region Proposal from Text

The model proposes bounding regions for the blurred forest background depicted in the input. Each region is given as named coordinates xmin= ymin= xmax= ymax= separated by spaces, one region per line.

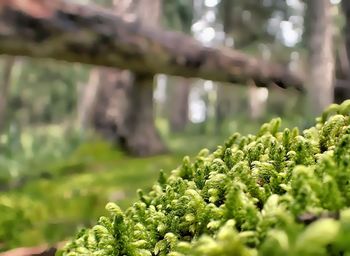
xmin=0 ymin=0 xmax=349 ymax=253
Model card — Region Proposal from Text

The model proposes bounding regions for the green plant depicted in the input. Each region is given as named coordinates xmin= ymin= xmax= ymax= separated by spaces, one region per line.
xmin=61 ymin=100 xmax=350 ymax=255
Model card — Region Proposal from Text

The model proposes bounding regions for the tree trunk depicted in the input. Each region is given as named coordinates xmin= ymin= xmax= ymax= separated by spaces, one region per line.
xmin=335 ymin=79 xmax=350 ymax=104
xmin=0 ymin=57 xmax=16 ymax=133
xmin=124 ymin=74 xmax=166 ymax=155
xmin=215 ymin=84 xmax=237 ymax=132
xmin=307 ymin=0 xmax=335 ymax=115
xmin=337 ymin=1 xmax=350 ymax=104
xmin=334 ymin=40 xmax=350 ymax=103
xmin=248 ymin=82 xmax=268 ymax=120
xmin=92 ymin=68 xmax=131 ymax=142
xmin=215 ymin=0 xmax=234 ymax=131
xmin=335 ymin=39 xmax=349 ymax=80
xmin=168 ymin=77 xmax=190 ymax=132
xmin=77 ymin=68 xmax=100 ymax=130
xmin=91 ymin=0 xmax=166 ymax=156
xmin=342 ymin=0 xmax=350 ymax=77
xmin=216 ymin=0 xmax=257 ymax=130
xmin=0 ymin=0 xmax=303 ymax=90
xmin=125 ymin=0 xmax=166 ymax=156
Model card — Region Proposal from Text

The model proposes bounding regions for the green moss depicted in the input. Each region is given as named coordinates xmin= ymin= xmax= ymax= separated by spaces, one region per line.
xmin=62 ymin=100 xmax=350 ymax=255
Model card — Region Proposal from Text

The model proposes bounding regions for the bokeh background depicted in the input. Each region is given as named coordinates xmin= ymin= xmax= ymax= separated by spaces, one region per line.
xmin=0 ymin=0 xmax=348 ymax=253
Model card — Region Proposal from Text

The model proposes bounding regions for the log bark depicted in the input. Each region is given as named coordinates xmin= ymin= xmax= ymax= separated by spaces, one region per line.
xmin=0 ymin=241 xmax=66 ymax=256
xmin=0 ymin=0 xmax=303 ymax=90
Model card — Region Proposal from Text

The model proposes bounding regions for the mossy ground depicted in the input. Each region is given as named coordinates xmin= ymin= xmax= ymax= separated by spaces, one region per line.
xmin=60 ymin=101 xmax=350 ymax=256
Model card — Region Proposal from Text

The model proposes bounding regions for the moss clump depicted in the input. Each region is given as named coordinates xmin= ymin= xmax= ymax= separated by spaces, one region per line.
xmin=61 ymin=101 xmax=350 ymax=256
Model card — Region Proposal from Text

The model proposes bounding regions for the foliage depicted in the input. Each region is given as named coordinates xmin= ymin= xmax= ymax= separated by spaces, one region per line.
xmin=61 ymin=100 xmax=350 ymax=255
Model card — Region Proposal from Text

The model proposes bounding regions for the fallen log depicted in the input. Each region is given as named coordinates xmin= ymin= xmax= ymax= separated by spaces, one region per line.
xmin=0 ymin=247 xmax=55 ymax=256
xmin=0 ymin=0 xmax=303 ymax=90
xmin=0 ymin=241 xmax=66 ymax=256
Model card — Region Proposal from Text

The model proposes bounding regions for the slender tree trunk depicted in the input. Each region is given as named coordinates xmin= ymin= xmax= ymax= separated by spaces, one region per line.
xmin=336 ymin=0 xmax=350 ymax=104
xmin=200 ymin=92 xmax=210 ymax=134
xmin=247 ymin=47 xmax=273 ymax=119
xmin=77 ymin=68 xmax=100 ymax=130
xmin=215 ymin=84 xmax=237 ymax=132
xmin=0 ymin=57 xmax=16 ymax=133
xmin=342 ymin=0 xmax=350 ymax=77
xmin=216 ymin=0 xmax=255 ymax=129
xmin=168 ymin=77 xmax=190 ymax=132
xmin=216 ymin=0 xmax=234 ymax=131
xmin=248 ymin=82 xmax=268 ymax=120
xmin=307 ymin=0 xmax=335 ymax=115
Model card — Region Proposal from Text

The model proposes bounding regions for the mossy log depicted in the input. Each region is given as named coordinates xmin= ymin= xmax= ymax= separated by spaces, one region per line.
xmin=0 ymin=0 xmax=303 ymax=90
